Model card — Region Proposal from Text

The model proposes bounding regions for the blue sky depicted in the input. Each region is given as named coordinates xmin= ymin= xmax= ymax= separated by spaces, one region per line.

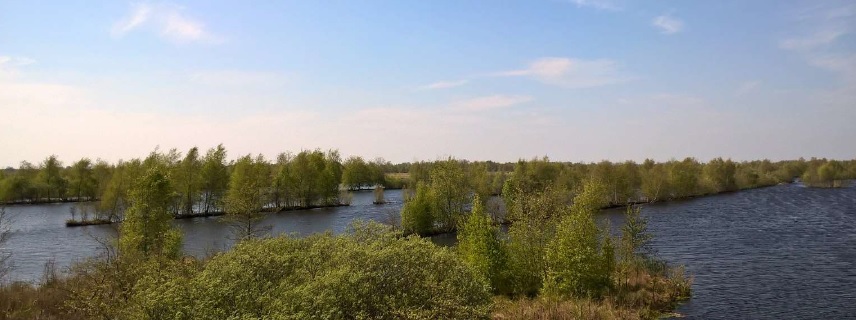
xmin=0 ymin=0 xmax=854 ymax=166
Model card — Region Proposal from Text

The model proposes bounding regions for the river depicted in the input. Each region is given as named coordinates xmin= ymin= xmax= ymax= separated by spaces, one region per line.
xmin=1 ymin=184 xmax=854 ymax=319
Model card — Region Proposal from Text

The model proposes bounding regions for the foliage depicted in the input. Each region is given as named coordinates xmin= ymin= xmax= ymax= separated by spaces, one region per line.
xmin=400 ymin=182 xmax=435 ymax=235
xmin=118 ymin=167 xmax=182 ymax=259
xmin=619 ymin=205 xmax=652 ymax=261
xmin=174 ymin=147 xmax=202 ymax=216
xmin=457 ymin=194 xmax=509 ymax=294
xmin=543 ymin=180 xmax=614 ymax=298
xmin=429 ymin=158 xmax=469 ymax=231
xmin=224 ymin=154 xmax=271 ymax=240
xmin=504 ymin=187 xmax=566 ymax=296
xmin=200 ymin=144 xmax=230 ymax=213
xmin=128 ymin=223 xmax=492 ymax=319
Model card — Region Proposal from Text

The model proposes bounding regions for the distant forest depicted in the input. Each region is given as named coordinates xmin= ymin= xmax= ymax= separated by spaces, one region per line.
xmin=1 ymin=145 xmax=853 ymax=218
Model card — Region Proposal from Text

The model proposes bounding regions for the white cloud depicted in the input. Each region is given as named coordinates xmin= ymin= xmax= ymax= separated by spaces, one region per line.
xmin=652 ymin=14 xmax=683 ymax=34
xmin=781 ymin=3 xmax=853 ymax=51
xmin=418 ymin=79 xmax=468 ymax=90
xmin=0 ymin=56 xmax=36 ymax=67
xmin=568 ymin=0 xmax=620 ymax=11
xmin=496 ymin=57 xmax=631 ymax=88
xmin=736 ymin=81 xmax=761 ymax=95
xmin=111 ymin=3 xmax=152 ymax=36
xmin=451 ymin=95 xmax=533 ymax=111
xmin=111 ymin=3 xmax=220 ymax=43
xmin=780 ymin=29 xmax=847 ymax=51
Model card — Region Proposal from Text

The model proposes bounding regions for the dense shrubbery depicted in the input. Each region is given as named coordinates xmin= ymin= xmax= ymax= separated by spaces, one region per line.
xmin=2 ymin=223 xmax=491 ymax=320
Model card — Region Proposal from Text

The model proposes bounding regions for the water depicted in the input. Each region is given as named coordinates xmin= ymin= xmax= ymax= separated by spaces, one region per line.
xmin=600 ymin=183 xmax=856 ymax=319
xmin=2 ymin=185 xmax=855 ymax=318
xmin=1 ymin=190 xmax=405 ymax=283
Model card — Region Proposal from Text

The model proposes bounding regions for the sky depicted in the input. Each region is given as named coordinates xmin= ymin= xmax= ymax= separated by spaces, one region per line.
xmin=0 ymin=0 xmax=854 ymax=167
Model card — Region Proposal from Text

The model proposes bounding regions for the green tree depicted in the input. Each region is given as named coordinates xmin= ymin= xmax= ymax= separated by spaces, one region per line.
xmin=703 ymin=157 xmax=737 ymax=193
xmin=272 ymin=152 xmax=296 ymax=208
xmin=342 ymin=156 xmax=371 ymax=190
xmin=200 ymin=144 xmax=230 ymax=213
xmin=504 ymin=186 xmax=565 ymax=296
xmin=224 ymin=155 xmax=271 ymax=240
xmin=37 ymin=155 xmax=66 ymax=201
xmin=92 ymin=159 xmax=113 ymax=199
xmin=543 ymin=180 xmax=614 ymax=298
xmin=668 ymin=158 xmax=702 ymax=198
xmin=400 ymin=182 xmax=435 ymax=235
xmin=174 ymin=147 xmax=202 ymax=216
xmin=619 ymin=205 xmax=652 ymax=261
xmin=99 ymin=159 xmax=143 ymax=220
xmin=119 ymin=167 xmax=182 ymax=259
xmin=429 ymin=158 xmax=469 ymax=231
xmin=68 ymin=158 xmax=96 ymax=200
xmin=320 ymin=150 xmax=343 ymax=205
xmin=457 ymin=194 xmax=508 ymax=294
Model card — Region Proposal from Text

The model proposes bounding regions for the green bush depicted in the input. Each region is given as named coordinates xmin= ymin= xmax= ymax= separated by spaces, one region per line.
xmin=131 ymin=223 xmax=491 ymax=320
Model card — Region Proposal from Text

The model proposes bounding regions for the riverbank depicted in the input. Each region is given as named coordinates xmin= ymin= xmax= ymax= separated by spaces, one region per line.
xmin=64 ymin=203 xmax=352 ymax=227
xmin=2 ymin=198 xmax=97 ymax=206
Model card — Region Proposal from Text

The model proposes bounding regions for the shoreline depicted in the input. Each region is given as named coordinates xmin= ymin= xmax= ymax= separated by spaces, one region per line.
xmin=65 ymin=203 xmax=351 ymax=227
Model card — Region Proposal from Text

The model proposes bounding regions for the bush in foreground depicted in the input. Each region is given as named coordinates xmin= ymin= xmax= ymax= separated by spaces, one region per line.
xmin=122 ymin=222 xmax=491 ymax=319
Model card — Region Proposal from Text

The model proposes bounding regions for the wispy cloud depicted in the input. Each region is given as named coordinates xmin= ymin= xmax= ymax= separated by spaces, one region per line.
xmin=0 ymin=56 xmax=36 ymax=67
xmin=451 ymin=95 xmax=533 ymax=111
xmin=111 ymin=3 xmax=221 ymax=43
xmin=567 ymin=0 xmax=621 ymax=11
xmin=780 ymin=4 xmax=854 ymax=51
xmin=652 ymin=14 xmax=683 ymax=34
xmin=781 ymin=29 xmax=847 ymax=51
xmin=418 ymin=79 xmax=468 ymax=90
xmin=736 ymin=81 xmax=761 ymax=95
xmin=495 ymin=57 xmax=631 ymax=88
xmin=781 ymin=3 xmax=856 ymax=108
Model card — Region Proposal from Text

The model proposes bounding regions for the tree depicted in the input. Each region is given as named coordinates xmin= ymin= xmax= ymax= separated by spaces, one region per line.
xmin=119 ymin=167 xmax=182 ymax=259
xmin=37 ymin=155 xmax=66 ymax=201
xmin=668 ymin=158 xmax=701 ymax=198
xmin=543 ymin=180 xmax=614 ymax=298
xmin=320 ymin=150 xmax=343 ymax=205
xmin=92 ymin=159 xmax=113 ymax=199
xmin=68 ymin=158 xmax=96 ymax=200
xmin=429 ymin=158 xmax=469 ymax=231
xmin=174 ymin=147 xmax=202 ymax=216
xmin=703 ymin=157 xmax=737 ymax=193
xmin=400 ymin=182 xmax=435 ymax=235
xmin=99 ymin=159 xmax=143 ymax=220
xmin=457 ymin=194 xmax=508 ymax=294
xmin=620 ymin=205 xmax=652 ymax=261
xmin=200 ymin=144 xmax=229 ymax=213
xmin=224 ymin=155 xmax=271 ymax=240
xmin=342 ymin=156 xmax=371 ymax=190
xmin=271 ymin=152 xmax=296 ymax=208
xmin=504 ymin=186 xmax=566 ymax=296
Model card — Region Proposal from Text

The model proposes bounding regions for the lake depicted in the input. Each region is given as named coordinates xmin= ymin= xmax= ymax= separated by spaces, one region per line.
xmin=2 ymin=184 xmax=855 ymax=319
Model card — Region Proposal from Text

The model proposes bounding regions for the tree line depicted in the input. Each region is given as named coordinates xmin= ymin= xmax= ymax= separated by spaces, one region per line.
xmin=399 ymin=156 xmax=855 ymax=236
xmin=0 ymin=146 xmax=403 ymax=221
